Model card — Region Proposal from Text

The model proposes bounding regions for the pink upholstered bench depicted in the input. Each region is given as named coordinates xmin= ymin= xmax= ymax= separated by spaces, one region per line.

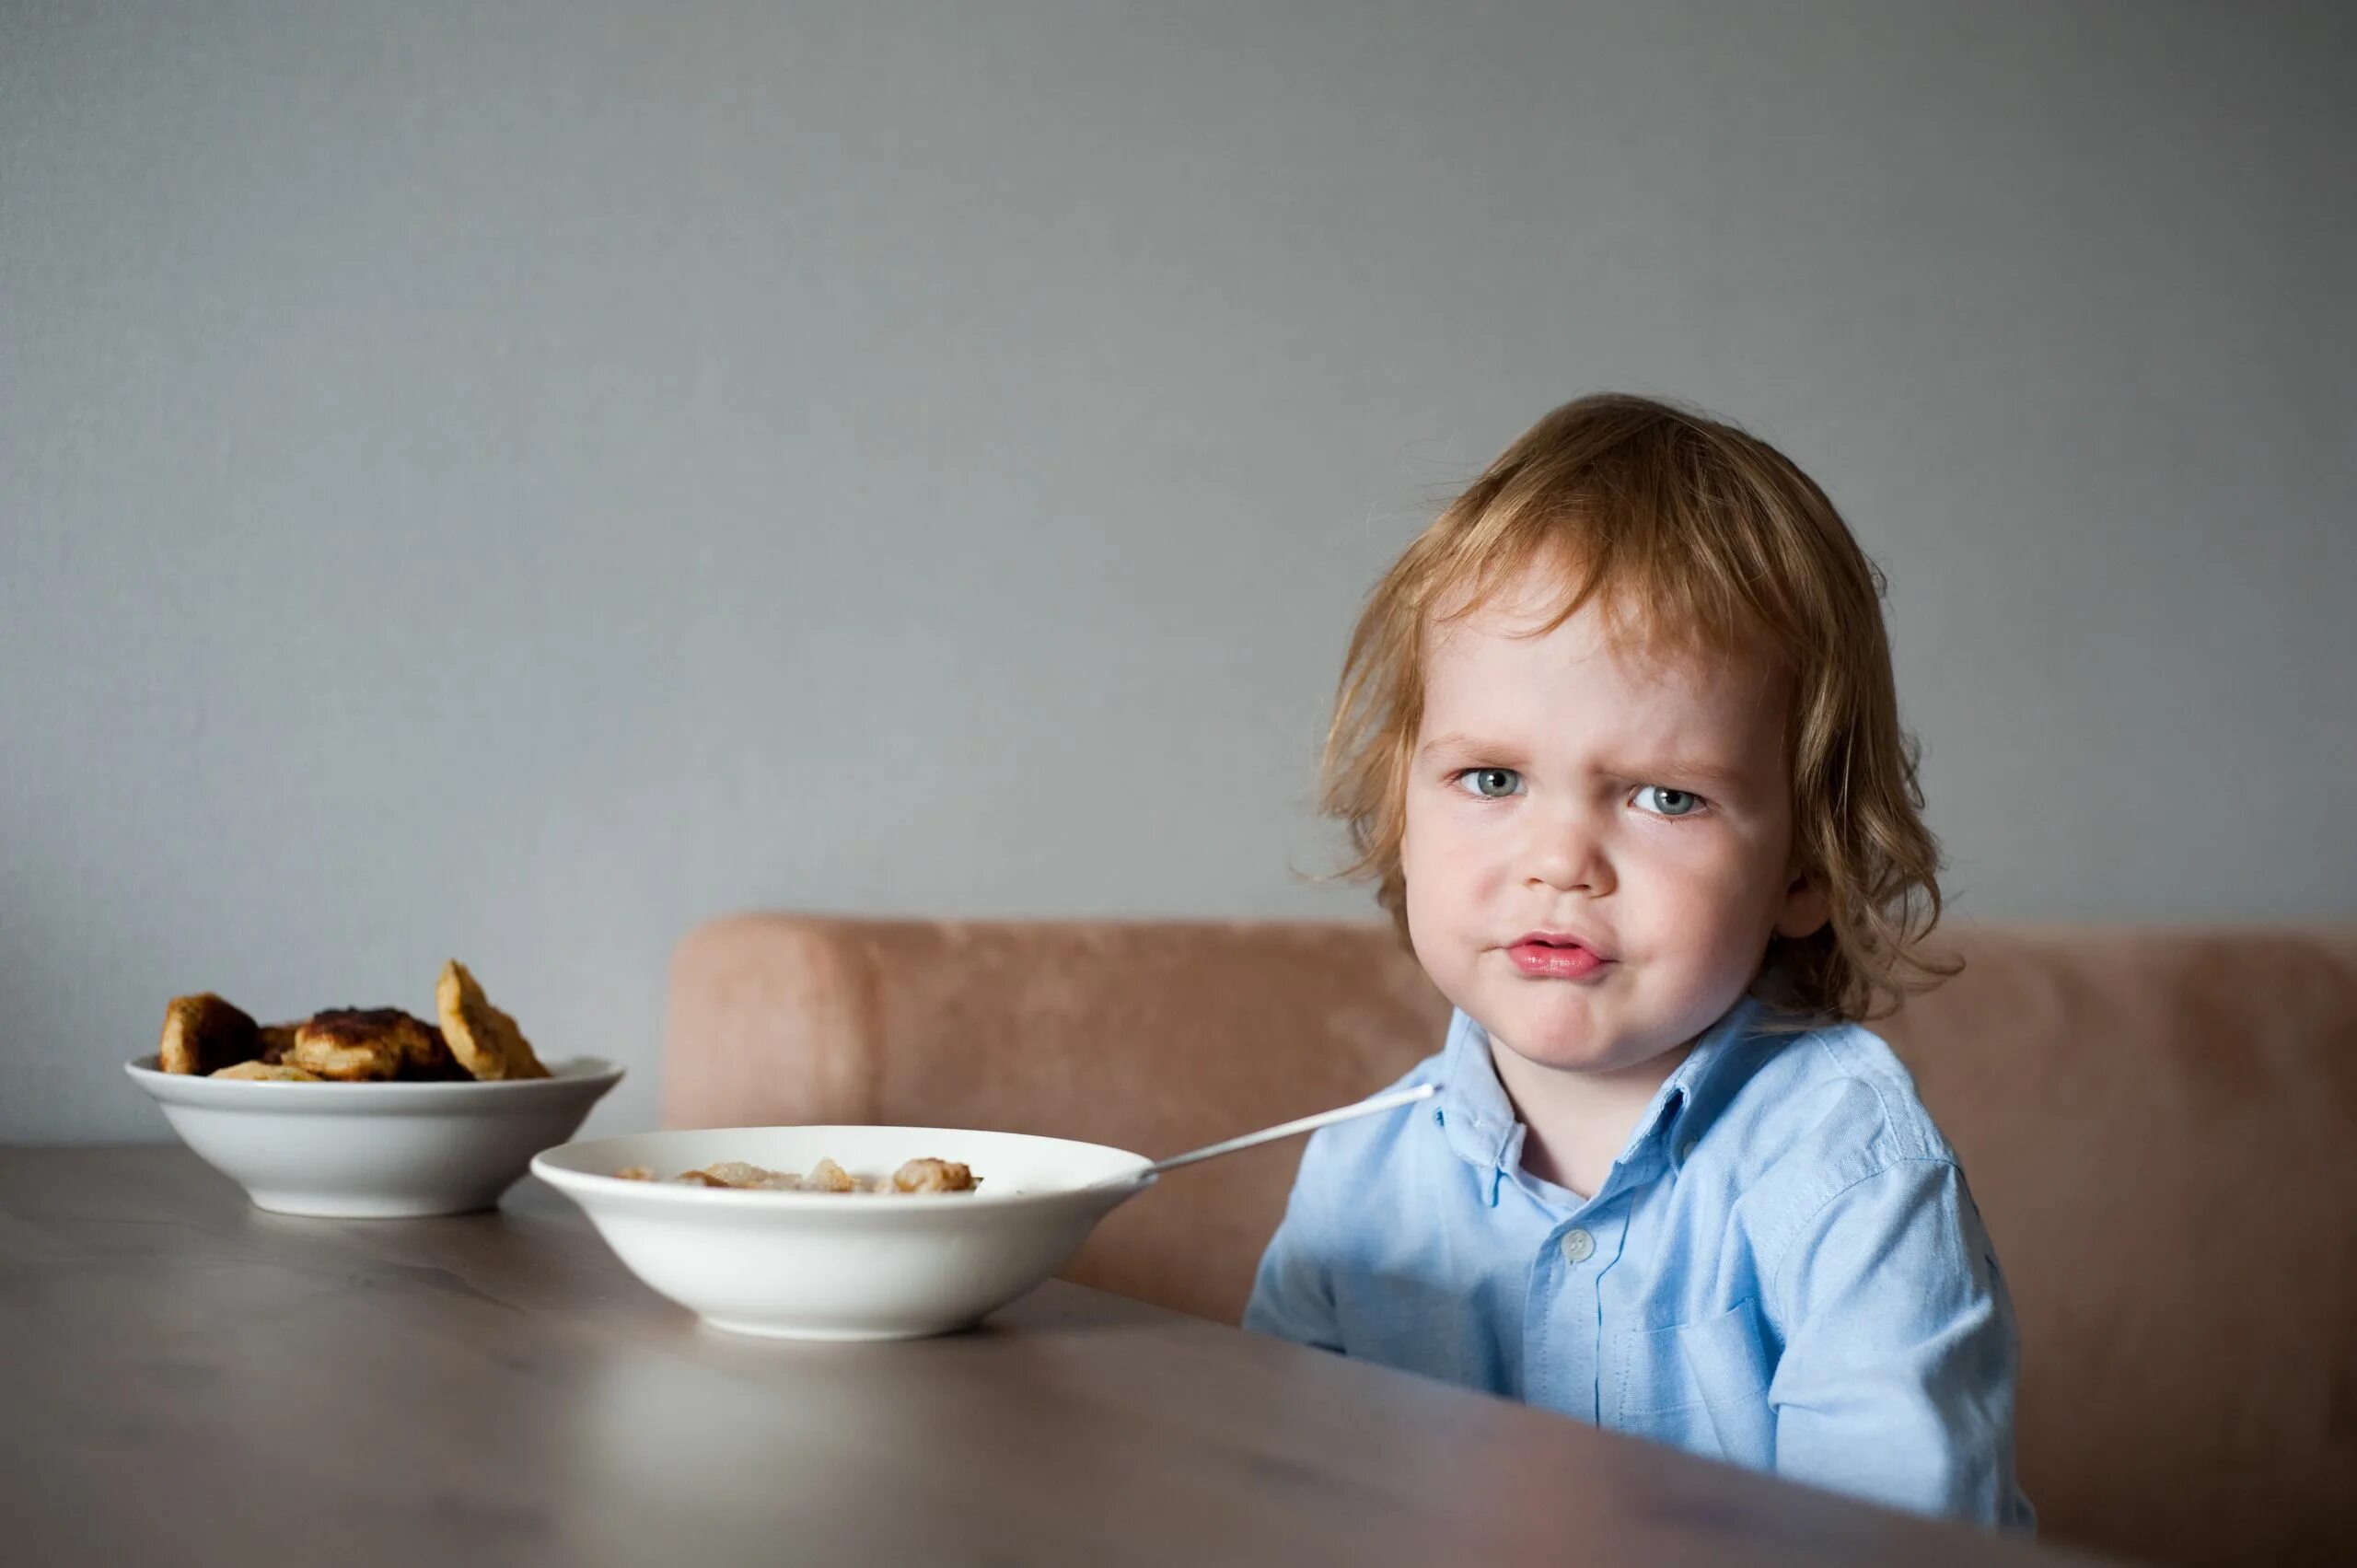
xmin=664 ymin=917 xmax=2357 ymax=1567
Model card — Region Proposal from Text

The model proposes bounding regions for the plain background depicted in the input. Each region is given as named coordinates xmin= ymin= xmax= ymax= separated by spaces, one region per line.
xmin=6 ymin=0 xmax=2352 ymax=1143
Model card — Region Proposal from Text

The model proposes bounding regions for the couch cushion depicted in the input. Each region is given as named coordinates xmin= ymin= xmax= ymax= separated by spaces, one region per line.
xmin=664 ymin=916 xmax=1449 ymax=1323
xmin=1877 ymin=924 xmax=2357 ymax=1566
xmin=664 ymin=916 xmax=2357 ymax=1566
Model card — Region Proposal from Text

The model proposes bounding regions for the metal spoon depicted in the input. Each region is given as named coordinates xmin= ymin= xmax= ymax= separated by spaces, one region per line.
xmin=1107 ymin=1082 xmax=1442 ymax=1187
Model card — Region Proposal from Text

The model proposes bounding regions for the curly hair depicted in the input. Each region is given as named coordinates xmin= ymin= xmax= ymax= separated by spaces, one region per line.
xmin=1320 ymin=392 xmax=1955 ymax=1023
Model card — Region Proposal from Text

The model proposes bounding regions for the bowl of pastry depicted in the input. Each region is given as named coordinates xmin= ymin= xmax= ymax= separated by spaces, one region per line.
xmin=125 ymin=959 xmax=622 ymax=1217
xmin=531 ymin=1126 xmax=1151 ymax=1341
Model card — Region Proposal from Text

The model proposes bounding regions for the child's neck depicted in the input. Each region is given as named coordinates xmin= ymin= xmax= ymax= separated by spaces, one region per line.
xmin=1487 ymin=1039 xmax=1695 ymax=1200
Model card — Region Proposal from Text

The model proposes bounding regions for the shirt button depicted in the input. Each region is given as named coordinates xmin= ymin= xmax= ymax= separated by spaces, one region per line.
xmin=1678 ymin=1140 xmax=1697 ymax=1162
xmin=1560 ymin=1228 xmax=1596 ymax=1264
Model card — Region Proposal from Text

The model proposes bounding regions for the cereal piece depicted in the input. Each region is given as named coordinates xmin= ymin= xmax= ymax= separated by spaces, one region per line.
xmin=659 ymin=1155 xmax=985 ymax=1193
xmin=695 ymin=1161 xmax=778 ymax=1189
xmin=285 ymin=1008 xmax=425 ymax=1082
xmin=435 ymin=960 xmax=550 ymax=1082
xmin=614 ymin=1166 xmax=654 ymax=1181
xmin=210 ymin=1061 xmax=322 ymax=1082
xmin=674 ymin=1163 xmax=770 ymax=1188
xmin=666 ymin=1161 xmax=808 ymax=1191
xmin=892 ymin=1157 xmax=977 ymax=1194
xmin=158 ymin=993 xmax=262 ymax=1075
xmin=804 ymin=1157 xmax=858 ymax=1192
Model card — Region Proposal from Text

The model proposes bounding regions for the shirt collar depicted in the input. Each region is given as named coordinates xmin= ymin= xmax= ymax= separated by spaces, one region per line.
xmin=1435 ymin=994 xmax=1771 ymax=1195
xmin=1437 ymin=1009 xmax=1520 ymax=1173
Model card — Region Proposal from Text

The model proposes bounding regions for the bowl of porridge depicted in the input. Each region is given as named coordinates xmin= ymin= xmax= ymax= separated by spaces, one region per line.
xmin=530 ymin=1125 xmax=1152 ymax=1341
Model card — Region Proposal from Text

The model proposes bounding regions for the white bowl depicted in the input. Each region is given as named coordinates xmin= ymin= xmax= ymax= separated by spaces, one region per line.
xmin=530 ymin=1126 xmax=1154 ymax=1341
xmin=125 ymin=1054 xmax=624 ymax=1217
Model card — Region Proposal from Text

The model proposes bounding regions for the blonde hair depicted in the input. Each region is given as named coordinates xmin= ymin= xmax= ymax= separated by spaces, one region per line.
xmin=1321 ymin=392 xmax=1953 ymax=1023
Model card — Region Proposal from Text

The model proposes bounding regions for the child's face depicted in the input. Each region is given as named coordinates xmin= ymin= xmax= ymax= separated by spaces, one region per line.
xmin=1401 ymin=565 xmax=1828 ymax=1079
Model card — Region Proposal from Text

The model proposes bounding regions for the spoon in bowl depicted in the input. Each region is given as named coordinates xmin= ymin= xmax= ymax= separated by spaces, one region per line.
xmin=1103 ymin=1082 xmax=1442 ymax=1188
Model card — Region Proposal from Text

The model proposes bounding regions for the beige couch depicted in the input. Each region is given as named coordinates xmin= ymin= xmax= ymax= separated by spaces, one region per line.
xmin=664 ymin=917 xmax=2357 ymax=1567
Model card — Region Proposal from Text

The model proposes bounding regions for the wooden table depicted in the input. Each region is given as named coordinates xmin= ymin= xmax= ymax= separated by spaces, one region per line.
xmin=0 ymin=1146 xmax=2102 ymax=1566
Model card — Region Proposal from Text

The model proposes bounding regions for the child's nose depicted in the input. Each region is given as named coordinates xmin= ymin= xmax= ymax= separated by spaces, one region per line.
xmin=1520 ymin=806 xmax=1615 ymax=897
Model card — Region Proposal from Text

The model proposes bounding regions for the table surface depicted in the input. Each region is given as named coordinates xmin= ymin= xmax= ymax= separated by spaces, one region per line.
xmin=0 ymin=1145 xmax=2102 ymax=1567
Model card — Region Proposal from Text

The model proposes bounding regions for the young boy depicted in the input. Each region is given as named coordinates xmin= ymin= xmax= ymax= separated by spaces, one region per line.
xmin=1245 ymin=393 xmax=2032 ymax=1528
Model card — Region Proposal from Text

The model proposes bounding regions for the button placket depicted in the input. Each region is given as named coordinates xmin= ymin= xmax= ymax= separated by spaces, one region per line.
xmin=1529 ymin=1213 xmax=1613 ymax=1423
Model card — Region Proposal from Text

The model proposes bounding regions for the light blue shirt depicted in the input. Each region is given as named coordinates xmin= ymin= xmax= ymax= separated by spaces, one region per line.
xmin=1244 ymin=996 xmax=2034 ymax=1528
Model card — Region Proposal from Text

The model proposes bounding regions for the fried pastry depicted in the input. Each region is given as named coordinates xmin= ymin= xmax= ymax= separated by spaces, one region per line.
xmin=405 ymin=1022 xmax=465 ymax=1080
xmin=211 ymin=1061 xmax=322 ymax=1082
xmin=435 ymin=960 xmax=549 ymax=1081
xmin=285 ymin=1007 xmax=428 ymax=1082
xmin=258 ymin=1022 xmax=302 ymax=1065
xmin=158 ymin=993 xmax=263 ymax=1075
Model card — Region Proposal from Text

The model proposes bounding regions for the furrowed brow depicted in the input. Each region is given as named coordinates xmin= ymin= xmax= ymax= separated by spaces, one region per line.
xmin=1629 ymin=758 xmax=1752 ymax=796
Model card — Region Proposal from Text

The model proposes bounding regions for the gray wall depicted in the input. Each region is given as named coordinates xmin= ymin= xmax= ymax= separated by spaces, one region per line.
xmin=6 ymin=1 xmax=2351 ymax=1143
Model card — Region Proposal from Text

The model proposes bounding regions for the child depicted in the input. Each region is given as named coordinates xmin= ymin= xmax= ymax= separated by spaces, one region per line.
xmin=1245 ymin=393 xmax=2032 ymax=1528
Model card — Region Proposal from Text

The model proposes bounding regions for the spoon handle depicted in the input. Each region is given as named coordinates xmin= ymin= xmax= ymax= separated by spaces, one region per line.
xmin=1142 ymin=1082 xmax=1442 ymax=1178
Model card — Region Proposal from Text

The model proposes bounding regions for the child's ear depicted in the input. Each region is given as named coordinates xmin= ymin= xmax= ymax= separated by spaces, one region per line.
xmin=1773 ymin=866 xmax=1830 ymax=940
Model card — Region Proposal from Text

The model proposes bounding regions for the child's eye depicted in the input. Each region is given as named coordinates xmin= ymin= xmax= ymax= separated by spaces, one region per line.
xmin=1454 ymin=767 xmax=1524 ymax=799
xmin=1631 ymin=784 xmax=1705 ymax=818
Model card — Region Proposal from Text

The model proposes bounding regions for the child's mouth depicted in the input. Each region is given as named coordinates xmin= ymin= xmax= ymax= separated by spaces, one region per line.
xmin=1505 ymin=938 xmax=1612 ymax=981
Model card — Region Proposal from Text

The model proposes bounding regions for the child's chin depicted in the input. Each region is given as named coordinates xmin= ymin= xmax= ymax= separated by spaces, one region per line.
xmin=1497 ymin=1033 xmax=1631 ymax=1074
xmin=1486 ymin=997 xmax=1662 ymax=1075
xmin=1487 ymin=1005 xmax=1616 ymax=1070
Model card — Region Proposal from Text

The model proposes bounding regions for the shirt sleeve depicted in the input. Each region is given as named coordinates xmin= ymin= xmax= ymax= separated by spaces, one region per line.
xmin=1241 ymin=1163 xmax=1344 ymax=1353
xmin=1766 ymin=1157 xmax=2029 ymax=1527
